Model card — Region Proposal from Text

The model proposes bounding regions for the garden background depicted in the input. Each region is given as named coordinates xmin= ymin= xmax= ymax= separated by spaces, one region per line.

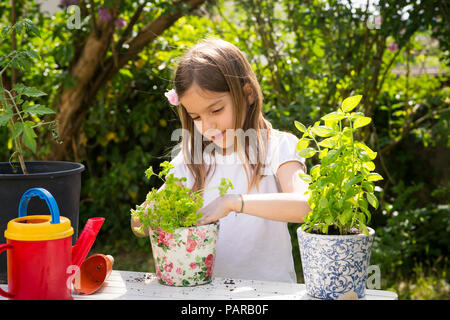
xmin=0 ymin=0 xmax=448 ymax=299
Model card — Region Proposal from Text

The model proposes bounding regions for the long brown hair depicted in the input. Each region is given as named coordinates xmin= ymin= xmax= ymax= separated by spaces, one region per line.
xmin=173 ymin=38 xmax=271 ymax=193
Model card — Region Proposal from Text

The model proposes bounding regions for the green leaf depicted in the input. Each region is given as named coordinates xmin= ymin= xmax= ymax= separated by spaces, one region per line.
xmin=321 ymin=149 xmax=339 ymax=166
xmin=345 ymin=175 xmax=363 ymax=189
xmin=23 ymin=104 xmax=55 ymax=115
xmin=12 ymin=122 xmax=23 ymax=139
xmin=133 ymin=226 xmax=146 ymax=236
xmin=296 ymin=138 xmax=310 ymax=151
xmin=12 ymin=55 xmax=32 ymax=71
xmin=318 ymin=136 xmax=337 ymax=149
xmin=15 ymin=21 xmax=23 ymax=34
xmin=145 ymin=166 xmax=154 ymax=179
xmin=355 ymin=142 xmax=377 ymax=160
xmin=324 ymin=215 xmax=334 ymax=225
xmin=312 ymin=43 xmax=325 ymax=58
xmin=344 ymin=185 xmax=358 ymax=200
xmin=321 ymin=112 xmax=346 ymax=121
xmin=319 ymin=148 xmax=328 ymax=159
xmin=319 ymin=197 xmax=328 ymax=209
xmin=298 ymin=172 xmax=312 ymax=184
xmin=159 ymin=161 xmax=174 ymax=177
xmin=119 ymin=68 xmax=133 ymax=79
xmin=22 ymin=19 xmax=40 ymax=37
xmin=310 ymin=125 xmax=333 ymax=137
xmin=24 ymin=87 xmax=47 ymax=97
xmin=298 ymin=148 xmax=316 ymax=158
xmin=24 ymin=49 xmax=40 ymax=61
xmin=362 ymin=181 xmax=374 ymax=193
xmin=341 ymin=95 xmax=363 ymax=113
xmin=339 ymin=208 xmax=353 ymax=225
xmin=362 ymin=161 xmax=376 ymax=171
xmin=360 ymin=223 xmax=369 ymax=236
xmin=0 ymin=109 xmax=13 ymax=126
xmin=357 ymin=149 xmax=372 ymax=162
xmin=22 ymin=121 xmax=37 ymax=153
xmin=294 ymin=121 xmax=307 ymax=133
xmin=366 ymin=192 xmax=378 ymax=209
xmin=349 ymin=112 xmax=365 ymax=121
xmin=358 ymin=197 xmax=368 ymax=211
xmin=353 ymin=116 xmax=372 ymax=129
xmin=310 ymin=164 xmax=320 ymax=179
xmin=367 ymin=173 xmax=383 ymax=181
xmin=13 ymin=84 xmax=47 ymax=97
xmin=1 ymin=25 xmax=12 ymax=36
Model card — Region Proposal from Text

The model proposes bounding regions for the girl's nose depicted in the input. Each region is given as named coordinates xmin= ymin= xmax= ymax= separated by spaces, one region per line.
xmin=200 ymin=118 xmax=216 ymax=135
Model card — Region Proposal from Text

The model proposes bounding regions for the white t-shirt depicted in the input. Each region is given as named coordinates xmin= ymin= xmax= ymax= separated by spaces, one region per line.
xmin=169 ymin=129 xmax=306 ymax=283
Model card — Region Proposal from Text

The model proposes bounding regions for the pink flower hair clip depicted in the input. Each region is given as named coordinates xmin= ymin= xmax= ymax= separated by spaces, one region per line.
xmin=164 ymin=89 xmax=180 ymax=106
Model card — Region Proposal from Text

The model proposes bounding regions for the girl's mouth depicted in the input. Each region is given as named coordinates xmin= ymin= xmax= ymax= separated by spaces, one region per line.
xmin=212 ymin=130 xmax=226 ymax=140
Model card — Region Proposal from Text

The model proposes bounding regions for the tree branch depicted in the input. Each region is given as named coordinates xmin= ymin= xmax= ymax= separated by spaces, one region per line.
xmin=89 ymin=0 xmax=100 ymax=38
xmin=113 ymin=2 xmax=146 ymax=68
xmin=380 ymin=107 xmax=450 ymax=155
xmin=88 ymin=0 xmax=206 ymax=102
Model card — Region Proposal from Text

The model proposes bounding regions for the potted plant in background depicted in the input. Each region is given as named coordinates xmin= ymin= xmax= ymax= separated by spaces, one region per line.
xmin=294 ymin=95 xmax=383 ymax=299
xmin=0 ymin=20 xmax=85 ymax=282
xmin=131 ymin=161 xmax=233 ymax=287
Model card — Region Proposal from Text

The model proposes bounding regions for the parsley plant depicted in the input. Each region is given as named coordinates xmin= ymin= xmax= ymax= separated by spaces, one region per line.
xmin=131 ymin=161 xmax=234 ymax=234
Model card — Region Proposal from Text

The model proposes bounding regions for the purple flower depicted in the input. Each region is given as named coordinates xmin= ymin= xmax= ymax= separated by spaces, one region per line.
xmin=164 ymin=89 xmax=180 ymax=106
xmin=115 ymin=18 xmax=127 ymax=29
xmin=60 ymin=0 xmax=79 ymax=6
xmin=374 ymin=16 xmax=382 ymax=28
xmin=98 ymin=6 xmax=112 ymax=22
xmin=387 ymin=43 xmax=398 ymax=52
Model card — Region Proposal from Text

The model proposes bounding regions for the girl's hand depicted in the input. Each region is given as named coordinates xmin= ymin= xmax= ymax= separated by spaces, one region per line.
xmin=197 ymin=194 xmax=242 ymax=225
xmin=130 ymin=201 xmax=153 ymax=238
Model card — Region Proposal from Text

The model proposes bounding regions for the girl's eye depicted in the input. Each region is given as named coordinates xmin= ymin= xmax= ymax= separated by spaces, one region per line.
xmin=191 ymin=107 xmax=223 ymax=121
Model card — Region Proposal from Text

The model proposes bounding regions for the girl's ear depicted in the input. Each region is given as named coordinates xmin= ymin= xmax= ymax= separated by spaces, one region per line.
xmin=243 ymin=83 xmax=255 ymax=106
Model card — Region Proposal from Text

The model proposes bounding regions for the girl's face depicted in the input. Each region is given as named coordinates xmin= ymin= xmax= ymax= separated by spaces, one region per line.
xmin=180 ymin=83 xmax=235 ymax=151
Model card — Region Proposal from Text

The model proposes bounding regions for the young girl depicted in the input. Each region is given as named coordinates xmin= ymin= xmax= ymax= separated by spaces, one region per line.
xmin=132 ymin=38 xmax=311 ymax=283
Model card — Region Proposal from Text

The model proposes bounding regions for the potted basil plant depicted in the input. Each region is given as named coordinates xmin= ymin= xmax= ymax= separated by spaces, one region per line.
xmin=131 ymin=161 xmax=233 ymax=287
xmin=0 ymin=19 xmax=85 ymax=283
xmin=295 ymin=95 xmax=383 ymax=299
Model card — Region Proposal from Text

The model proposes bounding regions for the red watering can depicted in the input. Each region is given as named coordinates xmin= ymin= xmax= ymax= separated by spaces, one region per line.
xmin=0 ymin=187 xmax=104 ymax=300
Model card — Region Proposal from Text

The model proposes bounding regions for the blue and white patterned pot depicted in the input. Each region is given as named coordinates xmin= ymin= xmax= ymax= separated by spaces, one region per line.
xmin=297 ymin=226 xmax=375 ymax=300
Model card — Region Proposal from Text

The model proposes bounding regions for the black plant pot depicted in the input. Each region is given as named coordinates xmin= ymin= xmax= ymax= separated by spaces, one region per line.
xmin=0 ymin=161 xmax=85 ymax=283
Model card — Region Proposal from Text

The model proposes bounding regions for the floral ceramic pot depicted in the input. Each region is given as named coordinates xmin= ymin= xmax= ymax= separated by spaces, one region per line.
xmin=297 ymin=226 xmax=375 ymax=299
xmin=149 ymin=222 xmax=219 ymax=287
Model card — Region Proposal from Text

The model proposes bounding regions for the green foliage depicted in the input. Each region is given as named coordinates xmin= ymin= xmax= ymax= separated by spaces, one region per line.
xmin=0 ymin=19 xmax=57 ymax=166
xmin=372 ymin=181 xmax=450 ymax=276
xmin=130 ymin=161 xmax=233 ymax=234
xmin=296 ymin=95 xmax=383 ymax=235
xmin=390 ymin=265 xmax=449 ymax=300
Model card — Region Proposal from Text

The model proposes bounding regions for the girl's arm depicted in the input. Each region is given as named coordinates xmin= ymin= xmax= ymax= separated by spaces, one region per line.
xmin=197 ymin=161 xmax=311 ymax=225
xmin=240 ymin=160 xmax=311 ymax=223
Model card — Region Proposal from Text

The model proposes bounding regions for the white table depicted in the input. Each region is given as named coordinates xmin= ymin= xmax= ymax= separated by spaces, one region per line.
xmin=0 ymin=270 xmax=397 ymax=300
xmin=70 ymin=270 xmax=398 ymax=300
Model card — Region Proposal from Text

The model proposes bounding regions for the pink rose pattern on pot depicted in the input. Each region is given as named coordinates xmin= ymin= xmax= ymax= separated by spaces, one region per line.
xmin=186 ymin=238 xmax=197 ymax=253
xmin=157 ymin=227 xmax=174 ymax=248
xmin=149 ymin=222 xmax=219 ymax=286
